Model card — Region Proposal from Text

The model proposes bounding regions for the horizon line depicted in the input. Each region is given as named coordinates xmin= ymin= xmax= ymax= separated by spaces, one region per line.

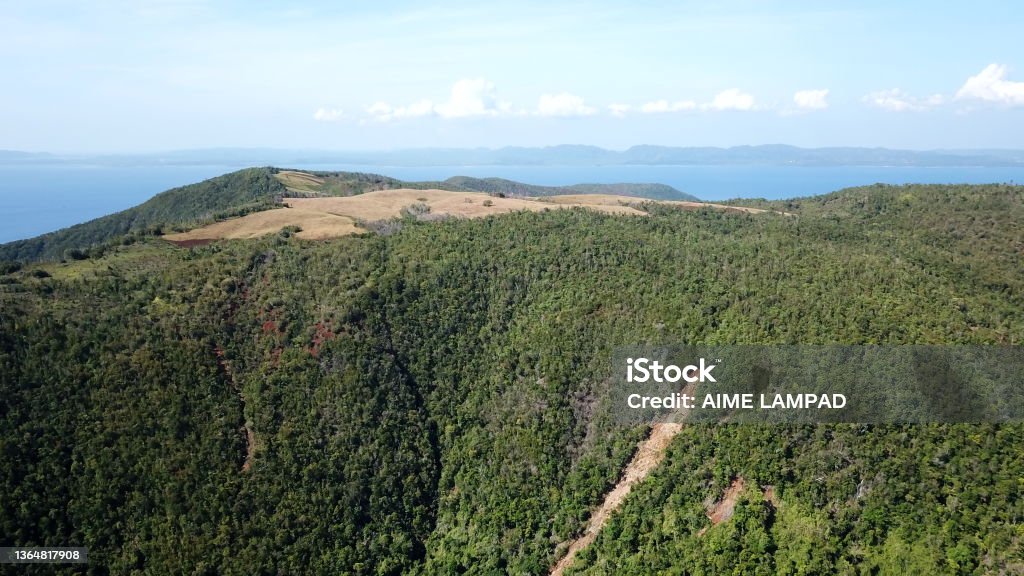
xmin=4 ymin=144 xmax=1024 ymax=156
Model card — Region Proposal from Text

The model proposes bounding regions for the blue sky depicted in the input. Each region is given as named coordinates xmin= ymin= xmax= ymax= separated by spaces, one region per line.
xmin=3 ymin=0 xmax=1023 ymax=152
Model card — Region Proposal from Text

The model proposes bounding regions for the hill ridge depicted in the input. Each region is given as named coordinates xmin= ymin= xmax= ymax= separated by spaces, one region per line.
xmin=0 ymin=167 xmax=698 ymax=262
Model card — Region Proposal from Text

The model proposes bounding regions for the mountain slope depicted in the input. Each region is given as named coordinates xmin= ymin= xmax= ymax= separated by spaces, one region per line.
xmin=1 ymin=183 xmax=1021 ymax=574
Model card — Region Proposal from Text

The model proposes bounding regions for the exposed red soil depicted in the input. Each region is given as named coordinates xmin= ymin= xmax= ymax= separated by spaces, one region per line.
xmin=309 ymin=321 xmax=336 ymax=357
xmin=708 ymin=477 xmax=747 ymax=525
xmin=697 ymin=478 xmax=779 ymax=536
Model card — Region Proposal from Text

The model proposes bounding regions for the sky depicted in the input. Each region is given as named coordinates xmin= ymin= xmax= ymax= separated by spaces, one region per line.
xmin=2 ymin=0 xmax=1023 ymax=152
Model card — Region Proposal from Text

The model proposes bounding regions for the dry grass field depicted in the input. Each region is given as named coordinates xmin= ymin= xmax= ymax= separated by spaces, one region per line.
xmin=286 ymin=189 xmax=647 ymax=220
xmin=166 ymin=187 xmax=782 ymax=244
xmin=165 ymin=206 xmax=359 ymax=242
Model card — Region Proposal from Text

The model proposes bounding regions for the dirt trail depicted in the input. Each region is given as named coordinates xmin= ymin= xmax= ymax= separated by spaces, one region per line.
xmin=550 ymin=422 xmax=684 ymax=576
xmin=550 ymin=381 xmax=699 ymax=575
xmin=241 ymin=426 xmax=255 ymax=472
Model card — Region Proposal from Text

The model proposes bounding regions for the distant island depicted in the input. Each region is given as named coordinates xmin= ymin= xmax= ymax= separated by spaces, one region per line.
xmin=3 ymin=144 xmax=1024 ymax=168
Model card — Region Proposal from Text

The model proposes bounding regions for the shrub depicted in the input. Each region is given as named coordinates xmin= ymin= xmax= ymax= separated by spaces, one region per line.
xmin=279 ymin=225 xmax=303 ymax=238
xmin=401 ymin=202 xmax=432 ymax=219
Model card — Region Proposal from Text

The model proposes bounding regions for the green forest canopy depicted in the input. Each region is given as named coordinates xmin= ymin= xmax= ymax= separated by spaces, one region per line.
xmin=0 ymin=181 xmax=1021 ymax=574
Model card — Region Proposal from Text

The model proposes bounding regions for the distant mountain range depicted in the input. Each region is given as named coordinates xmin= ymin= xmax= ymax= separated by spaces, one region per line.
xmin=3 ymin=145 xmax=1024 ymax=167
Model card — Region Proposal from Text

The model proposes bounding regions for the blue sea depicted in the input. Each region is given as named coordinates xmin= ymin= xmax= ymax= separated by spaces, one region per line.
xmin=1 ymin=163 xmax=1022 ymax=243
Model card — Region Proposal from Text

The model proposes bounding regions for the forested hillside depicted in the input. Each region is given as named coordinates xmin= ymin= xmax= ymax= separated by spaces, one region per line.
xmin=440 ymin=176 xmax=693 ymax=200
xmin=0 ymin=183 xmax=1021 ymax=574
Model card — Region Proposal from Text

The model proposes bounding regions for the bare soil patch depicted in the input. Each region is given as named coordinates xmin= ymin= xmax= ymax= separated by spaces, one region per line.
xmin=707 ymin=477 xmax=747 ymax=525
xmin=697 ymin=478 xmax=779 ymax=536
xmin=550 ymin=423 xmax=684 ymax=576
xmin=241 ymin=426 xmax=255 ymax=473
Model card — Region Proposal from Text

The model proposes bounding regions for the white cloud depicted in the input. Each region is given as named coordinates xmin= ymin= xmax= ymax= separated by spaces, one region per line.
xmin=640 ymin=99 xmax=697 ymax=113
xmin=955 ymin=63 xmax=1024 ymax=106
xmin=863 ymin=90 xmax=915 ymax=112
xmin=536 ymin=92 xmax=596 ymax=117
xmin=607 ymin=103 xmax=632 ymax=117
xmin=313 ymin=107 xmax=346 ymax=122
xmin=399 ymin=99 xmax=435 ymax=118
xmin=793 ymin=89 xmax=829 ymax=110
xmin=435 ymin=78 xmax=509 ymax=118
xmin=704 ymin=89 xmax=755 ymax=111
xmin=366 ymin=102 xmax=393 ymax=118
xmin=364 ymin=78 xmax=510 ymax=121
xmin=863 ymin=89 xmax=943 ymax=112
xmin=366 ymin=99 xmax=434 ymax=122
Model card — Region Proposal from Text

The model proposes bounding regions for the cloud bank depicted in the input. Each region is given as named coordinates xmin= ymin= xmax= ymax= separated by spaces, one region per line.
xmin=329 ymin=65 xmax=1024 ymax=122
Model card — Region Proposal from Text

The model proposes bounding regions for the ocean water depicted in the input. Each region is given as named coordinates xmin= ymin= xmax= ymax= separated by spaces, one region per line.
xmin=1 ymin=163 xmax=1022 ymax=243
xmin=0 ymin=165 xmax=237 ymax=244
